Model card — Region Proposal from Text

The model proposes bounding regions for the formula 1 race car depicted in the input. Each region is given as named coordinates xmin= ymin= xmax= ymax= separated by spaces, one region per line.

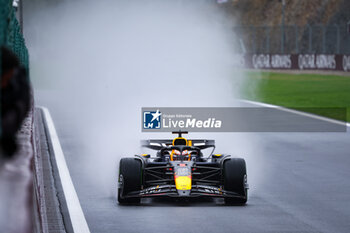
xmin=117 ymin=131 xmax=248 ymax=204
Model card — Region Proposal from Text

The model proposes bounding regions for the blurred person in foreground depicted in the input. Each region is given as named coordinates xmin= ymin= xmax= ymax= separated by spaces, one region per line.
xmin=0 ymin=46 xmax=30 ymax=158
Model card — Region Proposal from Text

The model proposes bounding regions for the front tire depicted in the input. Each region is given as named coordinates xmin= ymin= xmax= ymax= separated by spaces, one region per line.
xmin=223 ymin=158 xmax=248 ymax=205
xmin=118 ymin=158 xmax=142 ymax=204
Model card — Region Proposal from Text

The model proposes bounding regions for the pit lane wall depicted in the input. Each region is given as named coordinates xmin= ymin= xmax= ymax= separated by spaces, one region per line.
xmin=234 ymin=54 xmax=350 ymax=72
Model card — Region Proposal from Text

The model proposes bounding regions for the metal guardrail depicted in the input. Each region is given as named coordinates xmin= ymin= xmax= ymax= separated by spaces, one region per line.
xmin=233 ymin=24 xmax=350 ymax=55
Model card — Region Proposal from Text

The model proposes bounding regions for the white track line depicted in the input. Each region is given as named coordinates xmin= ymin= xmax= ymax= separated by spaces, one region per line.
xmin=40 ymin=107 xmax=91 ymax=233
xmin=239 ymin=99 xmax=350 ymax=128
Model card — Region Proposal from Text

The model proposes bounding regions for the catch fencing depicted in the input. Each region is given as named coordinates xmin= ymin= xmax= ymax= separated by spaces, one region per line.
xmin=0 ymin=0 xmax=28 ymax=71
xmin=232 ymin=24 xmax=350 ymax=71
xmin=233 ymin=24 xmax=350 ymax=55
xmin=0 ymin=0 xmax=29 ymax=136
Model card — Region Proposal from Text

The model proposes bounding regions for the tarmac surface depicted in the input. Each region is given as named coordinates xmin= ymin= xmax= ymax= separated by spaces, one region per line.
xmin=35 ymin=90 xmax=350 ymax=233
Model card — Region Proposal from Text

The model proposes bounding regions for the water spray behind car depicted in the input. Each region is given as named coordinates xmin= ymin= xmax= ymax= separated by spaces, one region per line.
xmin=26 ymin=0 xmax=264 ymax=198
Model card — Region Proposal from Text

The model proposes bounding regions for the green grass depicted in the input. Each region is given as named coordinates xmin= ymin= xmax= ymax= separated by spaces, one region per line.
xmin=241 ymin=71 xmax=350 ymax=122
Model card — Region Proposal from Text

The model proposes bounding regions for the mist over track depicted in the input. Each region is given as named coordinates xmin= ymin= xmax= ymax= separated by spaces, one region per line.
xmin=28 ymin=0 xmax=350 ymax=232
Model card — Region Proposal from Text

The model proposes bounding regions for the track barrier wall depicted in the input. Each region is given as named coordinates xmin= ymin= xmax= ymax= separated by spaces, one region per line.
xmin=233 ymin=54 xmax=350 ymax=72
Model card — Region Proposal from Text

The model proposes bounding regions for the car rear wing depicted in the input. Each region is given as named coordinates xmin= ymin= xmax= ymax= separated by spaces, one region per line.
xmin=140 ymin=139 xmax=215 ymax=150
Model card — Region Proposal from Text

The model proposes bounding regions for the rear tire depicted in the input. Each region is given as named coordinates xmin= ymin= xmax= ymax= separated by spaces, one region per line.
xmin=118 ymin=158 xmax=142 ymax=204
xmin=223 ymin=158 xmax=248 ymax=205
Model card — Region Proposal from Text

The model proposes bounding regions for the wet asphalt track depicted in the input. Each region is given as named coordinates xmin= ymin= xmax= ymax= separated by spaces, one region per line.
xmin=35 ymin=90 xmax=350 ymax=233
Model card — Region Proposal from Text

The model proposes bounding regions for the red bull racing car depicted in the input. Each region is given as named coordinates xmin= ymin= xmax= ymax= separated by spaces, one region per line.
xmin=117 ymin=131 xmax=248 ymax=204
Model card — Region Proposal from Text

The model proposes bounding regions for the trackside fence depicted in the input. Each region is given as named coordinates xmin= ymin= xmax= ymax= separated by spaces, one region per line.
xmin=233 ymin=24 xmax=350 ymax=55
xmin=0 ymin=0 xmax=29 ymax=136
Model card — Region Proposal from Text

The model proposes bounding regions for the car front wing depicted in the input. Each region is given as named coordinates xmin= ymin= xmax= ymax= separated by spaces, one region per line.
xmin=123 ymin=185 xmax=246 ymax=199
